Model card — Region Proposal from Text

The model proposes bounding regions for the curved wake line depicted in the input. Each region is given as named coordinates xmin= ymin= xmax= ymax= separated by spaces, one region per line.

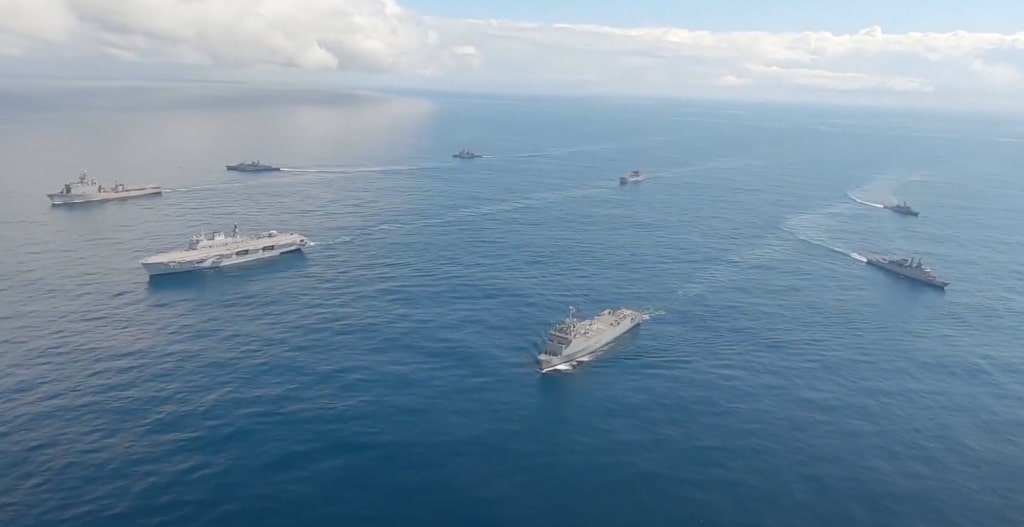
xmin=783 ymin=226 xmax=866 ymax=263
xmin=847 ymin=192 xmax=884 ymax=208
xmin=781 ymin=205 xmax=868 ymax=265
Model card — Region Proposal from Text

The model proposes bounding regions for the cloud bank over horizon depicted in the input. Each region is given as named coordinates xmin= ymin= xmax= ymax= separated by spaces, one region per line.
xmin=4 ymin=0 xmax=1024 ymax=108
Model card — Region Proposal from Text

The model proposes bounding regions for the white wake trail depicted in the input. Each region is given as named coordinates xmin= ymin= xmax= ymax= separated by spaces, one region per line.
xmin=781 ymin=210 xmax=867 ymax=263
xmin=846 ymin=192 xmax=885 ymax=208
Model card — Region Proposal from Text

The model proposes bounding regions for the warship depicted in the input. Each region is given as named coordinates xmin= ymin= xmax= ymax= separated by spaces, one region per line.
xmin=865 ymin=255 xmax=949 ymax=289
xmin=140 ymin=224 xmax=308 ymax=276
xmin=225 ymin=160 xmax=281 ymax=172
xmin=537 ymin=306 xmax=643 ymax=372
xmin=452 ymin=149 xmax=482 ymax=159
xmin=619 ymin=170 xmax=644 ymax=185
xmin=47 ymin=171 xmax=162 ymax=205
xmin=884 ymin=201 xmax=919 ymax=216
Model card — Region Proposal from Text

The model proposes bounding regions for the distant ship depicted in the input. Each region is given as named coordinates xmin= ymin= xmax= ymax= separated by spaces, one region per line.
xmin=619 ymin=170 xmax=644 ymax=185
xmin=47 ymin=171 xmax=162 ymax=205
xmin=140 ymin=224 xmax=308 ymax=276
xmin=884 ymin=201 xmax=919 ymax=216
xmin=537 ymin=306 xmax=643 ymax=372
xmin=225 ymin=160 xmax=281 ymax=172
xmin=865 ymin=255 xmax=949 ymax=289
xmin=452 ymin=149 xmax=482 ymax=159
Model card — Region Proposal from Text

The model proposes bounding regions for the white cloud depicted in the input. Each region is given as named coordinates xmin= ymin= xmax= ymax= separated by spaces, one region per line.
xmin=4 ymin=1 xmax=1024 ymax=107
xmin=741 ymin=64 xmax=934 ymax=93
xmin=0 ymin=0 xmax=477 ymax=73
xmin=431 ymin=19 xmax=1024 ymax=101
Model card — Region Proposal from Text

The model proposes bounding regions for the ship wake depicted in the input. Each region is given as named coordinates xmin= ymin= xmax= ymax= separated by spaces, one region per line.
xmin=639 ymin=308 xmax=665 ymax=320
xmin=844 ymin=171 xmax=927 ymax=210
xmin=540 ymin=348 xmax=611 ymax=374
xmin=306 ymin=236 xmax=352 ymax=247
xmin=166 ymin=182 xmax=245 ymax=193
xmin=281 ymin=163 xmax=445 ymax=175
xmin=781 ymin=208 xmax=866 ymax=263
xmin=846 ymin=192 xmax=885 ymax=208
xmin=499 ymin=144 xmax=616 ymax=159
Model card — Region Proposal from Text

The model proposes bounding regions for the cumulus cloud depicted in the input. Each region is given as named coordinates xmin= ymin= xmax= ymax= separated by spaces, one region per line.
xmin=431 ymin=19 xmax=1024 ymax=101
xmin=4 ymin=1 xmax=1024 ymax=106
xmin=0 ymin=0 xmax=477 ymax=73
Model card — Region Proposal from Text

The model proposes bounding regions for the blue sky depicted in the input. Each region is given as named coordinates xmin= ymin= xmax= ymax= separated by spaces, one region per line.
xmin=400 ymin=0 xmax=1023 ymax=33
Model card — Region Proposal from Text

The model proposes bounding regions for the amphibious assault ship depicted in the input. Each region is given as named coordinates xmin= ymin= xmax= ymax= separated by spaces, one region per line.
xmin=225 ymin=160 xmax=281 ymax=172
xmin=619 ymin=170 xmax=644 ymax=185
xmin=47 ymin=171 xmax=162 ymax=205
xmin=537 ymin=306 xmax=643 ymax=372
xmin=865 ymin=255 xmax=949 ymax=289
xmin=884 ymin=201 xmax=919 ymax=216
xmin=140 ymin=224 xmax=308 ymax=276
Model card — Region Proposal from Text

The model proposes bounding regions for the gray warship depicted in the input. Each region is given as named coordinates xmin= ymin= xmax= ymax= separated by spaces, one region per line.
xmin=884 ymin=201 xmax=919 ymax=216
xmin=537 ymin=306 xmax=643 ymax=372
xmin=452 ymin=149 xmax=482 ymax=159
xmin=47 ymin=171 xmax=162 ymax=205
xmin=226 ymin=160 xmax=281 ymax=172
xmin=865 ymin=255 xmax=949 ymax=289
xmin=140 ymin=224 xmax=308 ymax=277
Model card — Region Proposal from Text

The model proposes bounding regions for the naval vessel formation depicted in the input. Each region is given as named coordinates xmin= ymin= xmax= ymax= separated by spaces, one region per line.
xmin=46 ymin=140 xmax=950 ymax=374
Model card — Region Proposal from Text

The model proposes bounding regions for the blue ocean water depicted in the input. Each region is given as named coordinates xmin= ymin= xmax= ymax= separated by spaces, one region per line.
xmin=1 ymin=81 xmax=1024 ymax=526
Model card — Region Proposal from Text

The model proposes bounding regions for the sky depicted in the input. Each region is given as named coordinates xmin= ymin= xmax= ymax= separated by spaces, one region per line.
xmin=400 ymin=0 xmax=1024 ymax=34
xmin=4 ymin=0 xmax=1024 ymax=110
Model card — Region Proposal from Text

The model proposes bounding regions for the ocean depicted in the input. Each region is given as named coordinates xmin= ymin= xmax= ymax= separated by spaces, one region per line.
xmin=1 ymin=81 xmax=1023 ymax=526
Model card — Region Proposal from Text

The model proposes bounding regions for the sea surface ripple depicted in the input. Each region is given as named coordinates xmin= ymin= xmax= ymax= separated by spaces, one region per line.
xmin=1 ymin=83 xmax=1023 ymax=526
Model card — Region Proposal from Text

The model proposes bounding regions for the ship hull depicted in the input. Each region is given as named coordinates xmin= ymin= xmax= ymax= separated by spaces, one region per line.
xmin=47 ymin=187 xmax=162 ymax=205
xmin=142 ymin=244 xmax=303 ymax=276
xmin=538 ymin=315 xmax=641 ymax=372
xmin=226 ymin=166 xmax=280 ymax=172
xmin=866 ymin=260 xmax=948 ymax=289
